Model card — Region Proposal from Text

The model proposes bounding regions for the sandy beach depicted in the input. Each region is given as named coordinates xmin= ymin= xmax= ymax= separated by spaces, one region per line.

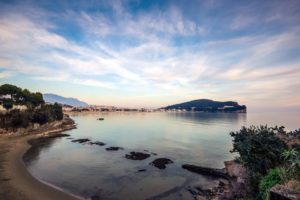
xmin=0 ymin=123 xmax=82 ymax=200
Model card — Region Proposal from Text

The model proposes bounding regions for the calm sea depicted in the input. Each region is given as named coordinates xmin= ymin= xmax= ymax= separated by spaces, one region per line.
xmin=24 ymin=112 xmax=300 ymax=200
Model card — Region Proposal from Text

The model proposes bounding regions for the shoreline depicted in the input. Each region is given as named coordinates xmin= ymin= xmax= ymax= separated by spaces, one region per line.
xmin=0 ymin=118 xmax=83 ymax=200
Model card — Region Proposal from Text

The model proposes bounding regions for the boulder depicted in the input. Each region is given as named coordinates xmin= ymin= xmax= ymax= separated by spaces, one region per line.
xmin=270 ymin=185 xmax=300 ymax=200
xmin=105 ymin=146 xmax=124 ymax=151
xmin=125 ymin=152 xmax=150 ymax=160
xmin=71 ymin=138 xmax=90 ymax=143
xmin=150 ymin=158 xmax=173 ymax=169
xmin=89 ymin=141 xmax=106 ymax=146
xmin=182 ymin=164 xmax=229 ymax=179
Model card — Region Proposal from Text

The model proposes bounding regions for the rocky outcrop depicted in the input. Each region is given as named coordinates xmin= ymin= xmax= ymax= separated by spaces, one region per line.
xmin=270 ymin=185 xmax=300 ymax=200
xmin=182 ymin=164 xmax=229 ymax=179
xmin=105 ymin=146 xmax=124 ymax=151
xmin=187 ymin=180 xmax=230 ymax=200
xmin=89 ymin=141 xmax=106 ymax=146
xmin=221 ymin=160 xmax=251 ymax=199
xmin=277 ymin=129 xmax=300 ymax=146
xmin=182 ymin=161 xmax=253 ymax=200
xmin=150 ymin=158 xmax=173 ymax=169
xmin=125 ymin=152 xmax=150 ymax=160
xmin=137 ymin=169 xmax=147 ymax=172
xmin=71 ymin=138 xmax=90 ymax=143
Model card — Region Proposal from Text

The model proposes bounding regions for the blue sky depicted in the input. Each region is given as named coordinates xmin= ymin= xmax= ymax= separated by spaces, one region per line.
xmin=0 ymin=0 xmax=300 ymax=110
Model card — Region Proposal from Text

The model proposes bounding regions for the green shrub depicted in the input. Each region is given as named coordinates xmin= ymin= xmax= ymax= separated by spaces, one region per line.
xmin=32 ymin=109 xmax=49 ymax=124
xmin=2 ymin=99 xmax=13 ymax=110
xmin=281 ymin=148 xmax=300 ymax=180
xmin=230 ymin=125 xmax=287 ymax=175
xmin=259 ymin=168 xmax=282 ymax=200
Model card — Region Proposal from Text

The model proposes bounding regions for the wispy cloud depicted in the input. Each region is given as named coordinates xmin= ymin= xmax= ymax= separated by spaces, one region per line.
xmin=0 ymin=70 xmax=13 ymax=78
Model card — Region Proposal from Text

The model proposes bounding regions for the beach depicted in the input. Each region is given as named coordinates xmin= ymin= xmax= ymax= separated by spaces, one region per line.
xmin=0 ymin=120 xmax=81 ymax=200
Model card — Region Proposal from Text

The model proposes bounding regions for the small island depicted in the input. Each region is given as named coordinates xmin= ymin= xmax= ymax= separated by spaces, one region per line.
xmin=162 ymin=99 xmax=247 ymax=113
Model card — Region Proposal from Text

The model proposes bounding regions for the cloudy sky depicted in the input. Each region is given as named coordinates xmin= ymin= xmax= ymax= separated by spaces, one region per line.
xmin=0 ymin=0 xmax=300 ymax=110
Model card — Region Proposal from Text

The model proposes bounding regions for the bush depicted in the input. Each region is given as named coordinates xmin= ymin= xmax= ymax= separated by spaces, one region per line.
xmin=230 ymin=125 xmax=288 ymax=175
xmin=2 ymin=99 xmax=13 ymax=110
xmin=258 ymin=168 xmax=282 ymax=200
xmin=281 ymin=148 xmax=300 ymax=180
xmin=0 ymin=109 xmax=30 ymax=128
xmin=32 ymin=104 xmax=63 ymax=124
xmin=52 ymin=103 xmax=63 ymax=120
xmin=32 ymin=109 xmax=49 ymax=124
xmin=0 ymin=104 xmax=64 ymax=129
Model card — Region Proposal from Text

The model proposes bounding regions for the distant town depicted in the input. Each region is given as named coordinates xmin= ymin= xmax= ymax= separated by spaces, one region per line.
xmin=60 ymin=104 xmax=246 ymax=113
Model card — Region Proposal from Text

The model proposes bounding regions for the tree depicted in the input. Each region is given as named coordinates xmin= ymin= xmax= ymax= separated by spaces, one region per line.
xmin=230 ymin=125 xmax=288 ymax=175
xmin=2 ymin=99 xmax=13 ymax=110
xmin=53 ymin=103 xmax=63 ymax=120
xmin=0 ymin=84 xmax=44 ymax=107
xmin=0 ymin=84 xmax=23 ymax=102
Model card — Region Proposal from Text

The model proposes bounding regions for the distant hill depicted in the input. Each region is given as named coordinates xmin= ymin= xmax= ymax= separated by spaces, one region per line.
xmin=43 ymin=93 xmax=88 ymax=107
xmin=163 ymin=99 xmax=246 ymax=113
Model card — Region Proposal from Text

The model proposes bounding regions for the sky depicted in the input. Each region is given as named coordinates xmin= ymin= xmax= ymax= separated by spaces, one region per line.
xmin=0 ymin=0 xmax=300 ymax=110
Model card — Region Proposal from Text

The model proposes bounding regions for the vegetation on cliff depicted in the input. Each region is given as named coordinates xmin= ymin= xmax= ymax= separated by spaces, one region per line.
xmin=0 ymin=84 xmax=44 ymax=109
xmin=230 ymin=126 xmax=300 ymax=199
xmin=0 ymin=84 xmax=63 ymax=129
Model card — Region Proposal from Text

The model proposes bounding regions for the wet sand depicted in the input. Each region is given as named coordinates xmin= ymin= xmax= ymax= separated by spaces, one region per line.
xmin=0 ymin=127 xmax=82 ymax=200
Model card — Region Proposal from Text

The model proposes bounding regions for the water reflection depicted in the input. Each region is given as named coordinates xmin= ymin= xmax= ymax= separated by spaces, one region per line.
xmin=23 ymin=137 xmax=59 ymax=165
xmin=167 ymin=112 xmax=247 ymax=125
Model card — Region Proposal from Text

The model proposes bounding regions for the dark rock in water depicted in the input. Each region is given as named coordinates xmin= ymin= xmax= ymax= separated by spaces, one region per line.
xmin=89 ymin=141 xmax=106 ymax=146
xmin=182 ymin=164 xmax=229 ymax=179
xmin=195 ymin=186 xmax=215 ymax=197
xmin=137 ymin=169 xmax=147 ymax=172
xmin=66 ymin=137 xmax=74 ymax=140
xmin=90 ymin=195 xmax=100 ymax=200
xmin=90 ymin=190 xmax=103 ymax=200
xmin=97 ymin=118 xmax=104 ymax=120
xmin=219 ymin=181 xmax=225 ymax=187
xmin=187 ymin=180 xmax=231 ymax=200
xmin=71 ymin=138 xmax=90 ymax=143
xmin=105 ymin=146 xmax=124 ymax=151
xmin=150 ymin=158 xmax=174 ymax=169
xmin=125 ymin=152 xmax=150 ymax=160
xmin=187 ymin=187 xmax=198 ymax=196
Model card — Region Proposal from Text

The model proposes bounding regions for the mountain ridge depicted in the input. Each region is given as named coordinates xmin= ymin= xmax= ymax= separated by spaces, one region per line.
xmin=43 ymin=93 xmax=89 ymax=107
